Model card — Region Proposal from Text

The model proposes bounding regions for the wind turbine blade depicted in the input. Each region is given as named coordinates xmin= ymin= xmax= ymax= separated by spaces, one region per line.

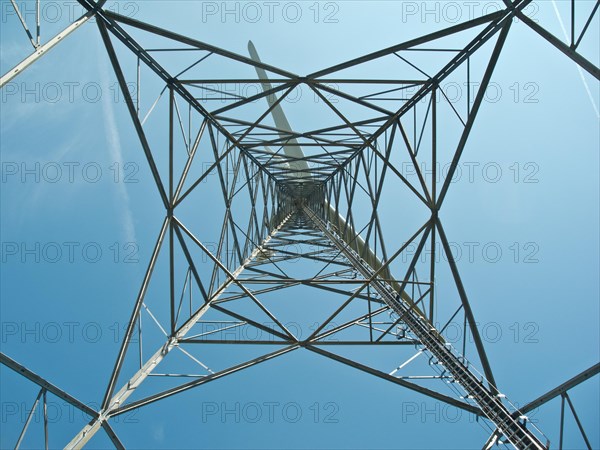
xmin=248 ymin=40 xmax=308 ymax=177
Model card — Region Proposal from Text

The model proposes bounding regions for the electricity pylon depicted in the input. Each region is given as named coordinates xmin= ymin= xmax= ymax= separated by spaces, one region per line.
xmin=1 ymin=0 xmax=598 ymax=449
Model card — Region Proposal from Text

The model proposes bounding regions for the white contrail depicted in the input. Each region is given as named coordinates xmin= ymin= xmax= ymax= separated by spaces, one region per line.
xmin=551 ymin=0 xmax=599 ymax=119
xmin=99 ymin=44 xmax=137 ymax=245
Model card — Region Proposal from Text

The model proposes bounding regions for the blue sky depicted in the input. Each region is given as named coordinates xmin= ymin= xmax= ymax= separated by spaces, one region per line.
xmin=1 ymin=1 xmax=599 ymax=449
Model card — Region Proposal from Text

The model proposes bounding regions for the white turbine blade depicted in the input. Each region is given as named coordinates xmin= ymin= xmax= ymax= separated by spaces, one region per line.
xmin=248 ymin=40 xmax=308 ymax=178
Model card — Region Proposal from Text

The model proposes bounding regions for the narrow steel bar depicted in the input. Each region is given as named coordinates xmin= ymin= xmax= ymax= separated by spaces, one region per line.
xmin=136 ymin=56 xmax=140 ymax=116
xmin=101 ymin=422 xmax=125 ymax=450
xmin=100 ymin=216 xmax=170 ymax=411
xmin=14 ymin=388 xmax=43 ymax=450
xmin=209 ymin=304 xmax=293 ymax=342
xmin=172 ymin=224 xmax=210 ymax=304
xmin=306 ymin=345 xmax=481 ymax=415
xmin=521 ymin=363 xmax=600 ymax=413
xmin=181 ymin=78 xmax=427 ymax=85
xmin=169 ymin=88 xmax=176 ymax=334
xmin=102 ymin=10 xmax=300 ymax=79
xmin=559 ymin=394 xmax=566 ymax=450
xmin=310 ymin=306 xmax=390 ymax=342
xmin=563 ymin=393 xmax=592 ymax=450
xmin=436 ymin=218 xmax=497 ymax=390
xmin=43 ymin=390 xmax=48 ymax=450
xmin=571 ymin=0 xmax=575 ymax=47
xmin=516 ymin=9 xmax=600 ymax=80
xmin=430 ymin=86 xmax=437 ymax=322
xmin=574 ymin=1 xmax=600 ymax=50
xmin=436 ymin=20 xmax=512 ymax=209
xmin=97 ymin=19 xmax=170 ymax=209
xmin=110 ymin=345 xmax=299 ymax=416
xmin=9 ymin=0 xmax=37 ymax=49
xmin=35 ymin=0 xmax=40 ymax=45
xmin=307 ymin=10 xmax=505 ymax=78
xmin=0 ymin=353 xmax=98 ymax=418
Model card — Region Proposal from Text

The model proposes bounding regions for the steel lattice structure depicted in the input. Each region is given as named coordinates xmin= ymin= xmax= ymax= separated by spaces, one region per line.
xmin=1 ymin=0 xmax=599 ymax=449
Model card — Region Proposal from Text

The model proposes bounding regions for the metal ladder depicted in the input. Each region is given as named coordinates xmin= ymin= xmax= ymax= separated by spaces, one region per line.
xmin=303 ymin=206 xmax=547 ymax=450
